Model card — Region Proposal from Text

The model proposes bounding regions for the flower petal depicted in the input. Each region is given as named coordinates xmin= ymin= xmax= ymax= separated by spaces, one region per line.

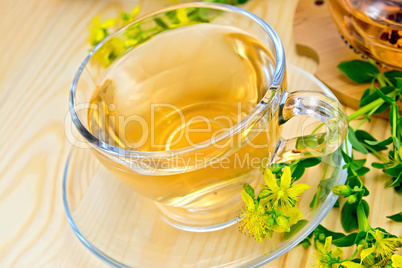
xmin=276 ymin=215 xmax=290 ymax=232
xmin=241 ymin=188 xmax=255 ymax=212
xmin=332 ymin=247 xmax=344 ymax=259
xmin=392 ymin=254 xmax=402 ymax=268
xmin=280 ymin=206 xmax=303 ymax=225
xmin=264 ymin=168 xmax=279 ymax=190
xmin=375 ymin=229 xmax=383 ymax=242
xmin=100 ymin=18 xmax=117 ymax=28
xmin=324 ymin=236 xmax=332 ymax=253
xmin=287 ymin=183 xmax=312 ymax=199
xmin=281 ymin=166 xmax=292 ymax=189
xmin=360 ymin=247 xmax=375 ymax=263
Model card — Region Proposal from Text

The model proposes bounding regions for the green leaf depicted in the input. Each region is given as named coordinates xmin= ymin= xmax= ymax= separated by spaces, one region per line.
xmin=350 ymin=159 xmax=367 ymax=170
xmin=348 ymin=127 xmax=368 ymax=154
xmin=338 ymin=60 xmax=379 ymax=84
xmin=396 ymin=77 xmax=402 ymax=89
xmin=350 ymin=259 xmax=361 ymax=264
xmin=359 ymin=88 xmax=372 ymax=107
xmin=315 ymin=224 xmax=345 ymax=240
xmin=395 ymin=183 xmax=402 ymax=193
xmin=291 ymin=164 xmax=305 ymax=181
xmin=284 ymin=219 xmax=309 ymax=240
xmin=153 ymin=18 xmax=168 ymax=29
xmin=309 ymin=192 xmax=319 ymax=208
xmin=334 ymin=199 xmax=340 ymax=207
xmin=386 ymin=212 xmax=402 ymax=222
xmin=384 ymin=164 xmax=402 ymax=178
xmin=341 ymin=202 xmax=359 ymax=232
xmin=341 ymin=261 xmax=363 ymax=268
xmin=377 ymin=87 xmax=395 ymax=103
xmin=332 ymin=232 xmax=358 ymax=247
xmin=386 ymin=170 xmax=402 ymax=188
xmin=354 ymin=231 xmax=367 ymax=245
xmin=300 ymin=157 xmax=322 ymax=168
xmin=355 ymin=166 xmax=370 ymax=176
xmin=372 ymin=162 xmax=387 ymax=169
xmin=341 ymin=149 xmax=352 ymax=164
xmin=384 ymin=70 xmax=402 ymax=86
xmin=296 ymin=134 xmax=325 ymax=150
xmin=374 ymin=227 xmax=397 ymax=238
xmin=365 ymin=137 xmax=393 ymax=147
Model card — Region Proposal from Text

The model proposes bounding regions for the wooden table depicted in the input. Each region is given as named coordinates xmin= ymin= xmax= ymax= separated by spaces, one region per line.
xmin=0 ymin=0 xmax=400 ymax=267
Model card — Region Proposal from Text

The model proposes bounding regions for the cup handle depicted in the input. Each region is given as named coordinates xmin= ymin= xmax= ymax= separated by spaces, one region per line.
xmin=273 ymin=90 xmax=348 ymax=163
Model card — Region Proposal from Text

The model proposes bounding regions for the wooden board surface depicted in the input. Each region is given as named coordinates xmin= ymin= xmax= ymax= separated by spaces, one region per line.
xmin=0 ymin=0 xmax=400 ymax=267
xmin=294 ymin=0 xmax=368 ymax=110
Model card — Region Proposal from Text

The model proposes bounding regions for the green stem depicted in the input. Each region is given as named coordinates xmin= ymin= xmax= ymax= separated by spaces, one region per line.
xmin=311 ymin=164 xmax=329 ymax=213
xmin=384 ymin=76 xmax=394 ymax=86
xmin=355 ymin=118 xmax=368 ymax=130
xmin=377 ymin=73 xmax=387 ymax=87
xmin=311 ymin=122 xmax=325 ymax=135
xmin=361 ymin=143 xmax=388 ymax=162
xmin=341 ymin=248 xmax=359 ymax=262
xmin=356 ymin=202 xmax=371 ymax=232
xmin=347 ymin=91 xmax=397 ymax=122
xmin=348 ymin=98 xmax=385 ymax=121
xmin=392 ymin=104 xmax=397 ymax=146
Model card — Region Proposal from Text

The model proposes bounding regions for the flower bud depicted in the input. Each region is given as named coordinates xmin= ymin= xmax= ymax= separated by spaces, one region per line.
xmin=332 ymin=185 xmax=352 ymax=196
xmin=319 ymin=254 xmax=331 ymax=263
xmin=318 ymin=233 xmax=326 ymax=242
xmin=267 ymin=217 xmax=275 ymax=228
xmin=302 ymin=240 xmax=311 ymax=248
xmin=275 ymin=216 xmax=290 ymax=232
xmin=348 ymin=194 xmax=357 ymax=204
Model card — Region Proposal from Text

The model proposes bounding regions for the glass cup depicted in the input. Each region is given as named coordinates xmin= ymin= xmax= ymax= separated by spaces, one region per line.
xmin=69 ymin=3 xmax=348 ymax=232
xmin=329 ymin=0 xmax=402 ymax=70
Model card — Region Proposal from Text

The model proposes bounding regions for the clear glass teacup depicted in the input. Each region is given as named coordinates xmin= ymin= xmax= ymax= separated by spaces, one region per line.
xmin=69 ymin=3 xmax=348 ymax=231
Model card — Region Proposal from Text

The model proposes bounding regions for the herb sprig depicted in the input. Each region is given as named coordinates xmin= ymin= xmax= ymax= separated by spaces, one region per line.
xmin=240 ymin=59 xmax=402 ymax=267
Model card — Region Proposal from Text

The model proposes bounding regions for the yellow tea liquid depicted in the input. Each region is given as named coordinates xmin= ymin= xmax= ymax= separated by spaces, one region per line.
xmin=330 ymin=0 xmax=402 ymax=69
xmin=87 ymin=23 xmax=277 ymax=208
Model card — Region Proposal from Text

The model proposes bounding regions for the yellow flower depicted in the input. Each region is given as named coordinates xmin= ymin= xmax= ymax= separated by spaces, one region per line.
xmin=92 ymin=37 xmax=126 ymax=67
xmin=361 ymin=230 xmax=402 ymax=266
xmin=238 ymin=188 xmax=272 ymax=242
xmin=121 ymin=6 xmax=140 ymax=23
xmin=392 ymin=254 xmax=402 ymax=268
xmin=282 ymin=206 xmax=303 ymax=225
xmin=313 ymin=236 xmax=344 ymax=268
xmin=312 ymin=236 xmax=364 ymax=268
xmin=169 ymin=8 xmax=192 ymax=29
xmin=260 ymin=166 xmax=311 ymax=210
xmin=270 ymin=214 xmax=290 ymax=233
xmin=89 ymin=16 xmax=118 ymax=46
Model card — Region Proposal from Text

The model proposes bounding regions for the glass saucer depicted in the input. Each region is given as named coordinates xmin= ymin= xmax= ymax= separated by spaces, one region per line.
xmin=63 ymin=64 xmax=348 ymax=267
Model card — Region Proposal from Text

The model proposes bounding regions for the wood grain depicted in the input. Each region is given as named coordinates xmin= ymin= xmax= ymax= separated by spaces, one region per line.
xmin=0 ymin=0 xmax=400 ymax=267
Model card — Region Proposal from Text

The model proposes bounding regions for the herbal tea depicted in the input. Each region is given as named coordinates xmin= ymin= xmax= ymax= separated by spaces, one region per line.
xmin=87 ymin=23 xmax=277 ymax=208
xmin=329 ymin=0 xmax=402 ymax=69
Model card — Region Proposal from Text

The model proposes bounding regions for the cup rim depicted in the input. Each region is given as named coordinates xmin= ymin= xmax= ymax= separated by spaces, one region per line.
xmin=332 ymin=0 xmax=402 ymax=29
xmin=69 ymin=2 xmax=286 ymax=158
